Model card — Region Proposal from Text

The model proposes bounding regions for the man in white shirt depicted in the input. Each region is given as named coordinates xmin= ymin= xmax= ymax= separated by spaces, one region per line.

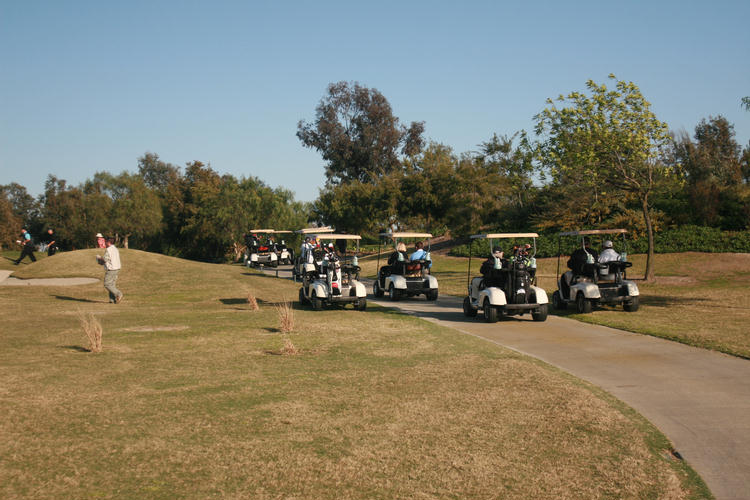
xmin=598 ymin=240 xmax=620 ymax=263
xmin=97 ymin=237 xmax=123 ymax=304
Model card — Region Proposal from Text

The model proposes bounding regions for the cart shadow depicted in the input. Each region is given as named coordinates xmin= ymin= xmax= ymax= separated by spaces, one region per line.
xmin=219 ymin=298 xmax=304 ymax=310
xmin=52 ymin=295 xmax=101 ymax=303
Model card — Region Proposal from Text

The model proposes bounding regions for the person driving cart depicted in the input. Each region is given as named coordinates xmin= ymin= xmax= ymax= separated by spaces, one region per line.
xmin=480 ymin=246 xmax=508 ymax=288
xmin=567 ymin=237 xmax=598 ymax=278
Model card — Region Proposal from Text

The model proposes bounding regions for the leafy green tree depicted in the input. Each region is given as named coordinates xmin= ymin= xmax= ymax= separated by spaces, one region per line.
xmin=0 ymin=191 xmax=22 ymax=250
xmin=298 ymin=81 xmax=424 ymax=185
xmin=534 ymin=75 xmax=675 ymax=281
xmin=742 ymin=96 xmax=750 ymax=111
xmin=398 ymin=142 xmax=457 ymax=231
xmin=448 ymin=154 xmax=509 ymax=236
xmin=94 ymin=172 xmax=163 ymax=248
xmin=673 ymin=116 xmax=746 ymax=228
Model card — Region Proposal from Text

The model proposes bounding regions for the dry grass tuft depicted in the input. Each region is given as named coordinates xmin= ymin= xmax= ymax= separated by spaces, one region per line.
xmin=280 ymin=336 xmax=299 ymax=355
xmin=246 ymin=291 xmax=259 ymax=311
xmin=276 ymin=299 xmax=294 ymax=333
xmin=78 ymin=311 xmax=103 ymax=353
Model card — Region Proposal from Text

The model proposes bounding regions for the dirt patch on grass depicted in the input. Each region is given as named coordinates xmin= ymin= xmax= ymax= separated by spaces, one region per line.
xmin=121 ymin=326 xmax=190 ymax=332
xmin=653 ymin=276 xmax=697 ymax=285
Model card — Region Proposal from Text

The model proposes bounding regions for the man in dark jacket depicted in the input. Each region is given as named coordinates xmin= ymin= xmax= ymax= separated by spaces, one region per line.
xmin=567 ymin=237 xmax=598 ymax=277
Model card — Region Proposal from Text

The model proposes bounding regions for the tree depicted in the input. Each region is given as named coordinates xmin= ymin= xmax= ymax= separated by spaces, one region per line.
xmin=672 ymin=116 xmax=746 ymax=228
xmin=97 ymin=172 xmax=163 ymax=249
xmin=742 ymin=96 xmax=750 ymax=111
xmin=297 ymin=81 xmax=424 ymax=185
xmin=0 ymin=191 xmax=21 ymax=250
xmin=534 ymin=75 xmax=675 ymax=281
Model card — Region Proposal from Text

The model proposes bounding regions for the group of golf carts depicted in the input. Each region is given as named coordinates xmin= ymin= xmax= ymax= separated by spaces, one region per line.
xmin=461 ymin=229 xmax=639 ymax=322
xmin=244 ymin=229 xmax=294 ymax=268
xmin=245 ymin=224 xmax=639 ymax=321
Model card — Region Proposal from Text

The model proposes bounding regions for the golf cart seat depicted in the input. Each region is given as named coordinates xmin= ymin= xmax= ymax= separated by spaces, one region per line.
xmin=403 ymin=261 xmax=422 ymax=277
xmin=597 ymin=260 xmax=632 ymax=282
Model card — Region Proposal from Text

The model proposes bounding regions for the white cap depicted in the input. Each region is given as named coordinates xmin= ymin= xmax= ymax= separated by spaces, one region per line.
xmin=96 ymin=233 xmax=103 ymax=238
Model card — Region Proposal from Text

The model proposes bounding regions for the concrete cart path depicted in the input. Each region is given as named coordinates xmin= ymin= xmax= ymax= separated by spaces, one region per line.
xmin=0 ymin=269 xmax=98 ymax=286
xmin=262 ymin=264 xmax=750 ymax=499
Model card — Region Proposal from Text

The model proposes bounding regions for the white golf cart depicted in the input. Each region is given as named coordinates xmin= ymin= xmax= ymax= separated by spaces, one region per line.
xmin=298 ymin=234 xmax=367 ymax=311
xmin=553 ymin=229 xmax=639 ymax=313
xmin=246 ymin=229 xmax=279 ymax=268
xmin=462 ymin=233 xmax=548 ymax=323
xmin=292 ymin=226 xmax=335 ymax=282
xmin=272 ymin=230 xmax=294 ymax=265
xmin=373 ymin=232 xmax=438 ymax=301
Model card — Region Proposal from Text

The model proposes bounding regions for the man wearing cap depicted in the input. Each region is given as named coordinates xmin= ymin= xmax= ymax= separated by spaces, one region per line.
xmin=568 ymin=237 xmax=599 ymax=278
xmin=96 ymin=233 xmax=106 ymax=248
xmin=96 ymin=236 xmax=123 ymax=304
xmin=598 ymin=240 xmax=620 ymax=263
xmin=480 ymin=246 xmax=507 ymax=288
xmin=14 ymin=228 xmax=37 ymax=264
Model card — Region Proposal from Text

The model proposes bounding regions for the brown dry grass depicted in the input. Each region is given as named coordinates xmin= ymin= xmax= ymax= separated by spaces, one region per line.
xmin=276 ymin=299 xmax=294 ymax=333
xmin=78 ymin=310 xmax=103 ymax=352
xmin=246 ymin=291 xmax=259 ymax=310
xmin=280 ymin=337 xmax=299 ymax=355
xmin=0 ymin=250 xmax=710 ymax=499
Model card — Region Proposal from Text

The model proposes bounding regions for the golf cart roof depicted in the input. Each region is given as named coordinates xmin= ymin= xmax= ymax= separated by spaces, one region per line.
xmin=558 ymin=229 xmax=628 ymax=236
xmin=273 ymin=230 xmax=293 ymax=234
xmin=379 ymin=232 xmax=433 ymax=239
xmin=471 ymin=233 xmax=539 ymax=239
xmin=317 ymin=234 xmax=361 ymax=241
xmin=249 ymin=229 xmax=275 ymax=233
xmin=295 ymin=226 xmax=334 ymax=234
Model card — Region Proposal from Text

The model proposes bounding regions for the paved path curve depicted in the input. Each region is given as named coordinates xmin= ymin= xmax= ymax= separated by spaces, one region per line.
xmin=0 ymin=269 xmax=99 ymax=286
xmin=265 ymin=265 xmax=750 ymax=499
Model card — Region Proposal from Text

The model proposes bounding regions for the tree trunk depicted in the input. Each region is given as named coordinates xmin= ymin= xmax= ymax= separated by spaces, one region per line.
xmin=123 ymin=234 xmax=130 ymax=249
xmin=641 ymin=195 xmax=655 ymax=282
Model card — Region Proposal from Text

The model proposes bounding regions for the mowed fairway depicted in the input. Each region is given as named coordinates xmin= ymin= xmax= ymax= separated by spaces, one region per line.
xmin=1 ymin=250 xmax=709 ymax=499
xmin=363 ymin=251 xmax=750 ymax=359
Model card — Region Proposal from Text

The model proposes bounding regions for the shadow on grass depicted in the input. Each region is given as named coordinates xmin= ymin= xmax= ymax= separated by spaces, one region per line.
xmin=641 ymin=295 xmax=708 ymax=307
xmin=220 ymin=298 xmax=306 ymax=310
xmin=52 ymin=295 xmax=100 ymax=303
xmin=58 ymin=345 xmax=91 ymax=353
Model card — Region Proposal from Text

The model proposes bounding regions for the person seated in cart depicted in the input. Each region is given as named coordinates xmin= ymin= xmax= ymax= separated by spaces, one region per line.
xmin=409 ymin=241 xmax=431 ymax=268
xmin=598 ymin=240 xmax=620 ymax=263
xmin=480 ymin=247 xmax=508 ymax=288
xmin=567 ymin=237 xmax=599 ymax=278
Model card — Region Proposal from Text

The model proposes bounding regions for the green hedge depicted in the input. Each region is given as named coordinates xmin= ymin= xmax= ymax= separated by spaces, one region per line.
xmin=449 ymin=226 xmax=750 ymax=258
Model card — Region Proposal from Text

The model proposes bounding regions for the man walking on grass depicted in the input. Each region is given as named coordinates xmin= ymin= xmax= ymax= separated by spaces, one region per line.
xmin=14 ymin=228 xmax=36 ymax=265
xmin=96 ymin=236 xmax=123 ymax=304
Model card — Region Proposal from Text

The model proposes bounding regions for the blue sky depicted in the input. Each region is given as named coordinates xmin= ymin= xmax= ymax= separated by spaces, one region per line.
xmin=1 ymin=0 xmax=748 ymax=202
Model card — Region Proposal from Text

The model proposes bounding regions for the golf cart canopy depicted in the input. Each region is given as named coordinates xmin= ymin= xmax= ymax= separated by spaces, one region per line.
xmin=295 ymin=226 xmax=334 ymax=234
xmin=379 ymin=232 xmax=433 ymax=239
xmin=249 ymin=228 xmax=275 ymax=233
xmin=558 ymin=229 xmax=628 ymax=236
xmin=317 ymin=234 xmax=361 ymax=241
xmin=471 ymin=233 xmax=539 ymax=239
xmin=273 ymin=230 xmax=293 ymax=234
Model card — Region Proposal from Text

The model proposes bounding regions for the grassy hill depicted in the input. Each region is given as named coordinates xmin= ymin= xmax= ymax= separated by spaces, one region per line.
xmin=0 ymin=250 xmax=709 ymax=499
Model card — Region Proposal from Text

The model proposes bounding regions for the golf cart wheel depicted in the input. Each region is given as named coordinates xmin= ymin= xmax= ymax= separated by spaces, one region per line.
xmin=463 ymin=297 xmax=478 ymax=317
xmin=310 ymin=290 xmax=323 ymax=311
xmin=624 ymin=296 xmax=640 ymax=312
xmin=576 ymin=293 xmax=592 ymax=314
xmin=388 ymin=283 xmax=400 ymax=302
xmin=483 ymin=298 xmax=499 ymax=323
xmin=373 ymin=281 xmax=384 ymax=298
xmin=532 ymin=304 xmax=548 ymax=322
xmin=426 ymin=290 xmax=438 ymax=301
xmin=298 ymin=287 xmax=308 ymax=305
xmin=552 ymin=291 xmax=566 ymax=310
xmin=355 ymin=298 xmax=367 ymax=311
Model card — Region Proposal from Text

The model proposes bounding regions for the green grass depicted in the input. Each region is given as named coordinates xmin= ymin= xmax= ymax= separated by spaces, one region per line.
xmin=0 ymin=250 xmax=710 ymax=499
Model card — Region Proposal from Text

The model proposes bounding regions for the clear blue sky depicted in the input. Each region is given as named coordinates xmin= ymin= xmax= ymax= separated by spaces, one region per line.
xmin=2 ymin=0 xmax=748 ymax=202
